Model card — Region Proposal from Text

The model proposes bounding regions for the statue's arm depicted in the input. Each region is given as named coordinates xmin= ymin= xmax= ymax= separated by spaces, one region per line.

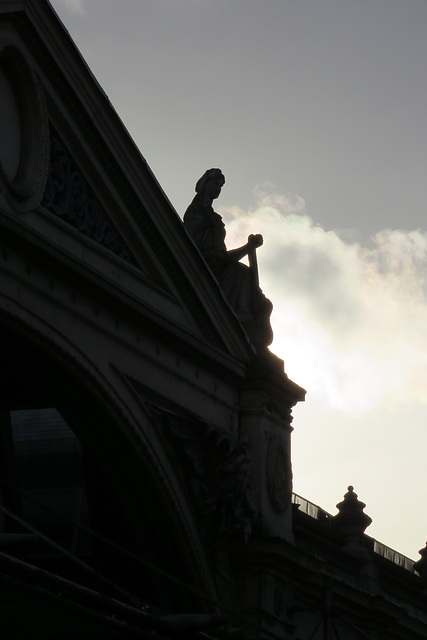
xmin=227 ymin=234 xmax=263 ymax=262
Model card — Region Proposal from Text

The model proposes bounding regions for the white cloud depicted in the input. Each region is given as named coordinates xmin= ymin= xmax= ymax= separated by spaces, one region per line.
xmin=219 ymin=184 xmax=427 ymax=415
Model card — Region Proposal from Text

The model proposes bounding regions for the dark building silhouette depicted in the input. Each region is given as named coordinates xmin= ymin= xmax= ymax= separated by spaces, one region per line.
xmin=1 ymin=2 xmax=427 ymax=638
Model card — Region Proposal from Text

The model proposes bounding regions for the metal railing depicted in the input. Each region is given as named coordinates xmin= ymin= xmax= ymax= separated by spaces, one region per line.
xmin=292 ymin=492 xmax=415 ymax=573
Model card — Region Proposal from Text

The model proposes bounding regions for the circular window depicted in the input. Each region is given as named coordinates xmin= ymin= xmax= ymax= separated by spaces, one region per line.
xmin=0 ymin=43 xmax=49 ymax=212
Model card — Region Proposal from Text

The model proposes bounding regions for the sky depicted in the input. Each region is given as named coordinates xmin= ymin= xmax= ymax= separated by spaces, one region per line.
xmin=50 ymin=0 xmax=427 ymax=559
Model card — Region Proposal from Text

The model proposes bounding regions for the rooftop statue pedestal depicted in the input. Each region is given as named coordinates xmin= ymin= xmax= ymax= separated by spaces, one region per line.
xmin=240 ymin=350 xmax=305 ymax=542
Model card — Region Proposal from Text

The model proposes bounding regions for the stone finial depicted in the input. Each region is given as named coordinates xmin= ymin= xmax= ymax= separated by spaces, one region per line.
xmin=414 ymin=542 xmax=427 ymax=581
xmin=333 ymin=487 xmax=378 ymax=589
xmin=333 ymin=486 xmax=372 ymax=538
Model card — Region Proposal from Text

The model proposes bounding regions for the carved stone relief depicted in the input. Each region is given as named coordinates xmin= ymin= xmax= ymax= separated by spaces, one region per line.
xmin=154 ymin=407 xmax=257 ymax=544
xmin=266 ymin=433 xmax=291 ymax=513
xmin=42 ymin=130 xmax=134 ymax=263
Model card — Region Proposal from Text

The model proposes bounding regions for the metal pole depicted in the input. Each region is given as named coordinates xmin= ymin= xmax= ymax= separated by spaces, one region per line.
xmin=248 ymin=248 xmax=259 ymax=284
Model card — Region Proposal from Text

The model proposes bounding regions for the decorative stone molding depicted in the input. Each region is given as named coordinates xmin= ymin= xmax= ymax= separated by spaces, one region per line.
xmin=0 ymin=42 xmax=49 ymax=212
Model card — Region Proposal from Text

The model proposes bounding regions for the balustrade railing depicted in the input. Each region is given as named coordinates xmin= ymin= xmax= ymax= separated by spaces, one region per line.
xmin=292 ymin=492 xmax=415 ymax=573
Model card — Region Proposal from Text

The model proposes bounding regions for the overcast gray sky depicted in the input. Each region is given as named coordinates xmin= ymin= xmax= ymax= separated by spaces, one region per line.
xmin=51 ymin=0 xmax=427 ymax=559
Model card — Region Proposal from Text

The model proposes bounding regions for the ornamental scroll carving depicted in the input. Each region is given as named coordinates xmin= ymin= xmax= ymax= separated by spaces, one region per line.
xmin=42 ymin=131 xmax=134 ymax=263
xmin=162 ymin=411 xmax=257 ymax=544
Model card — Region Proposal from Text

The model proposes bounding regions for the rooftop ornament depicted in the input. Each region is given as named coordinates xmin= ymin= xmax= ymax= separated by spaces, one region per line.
xmin=333 ymin=485 xmax=372 ymax=541
xmin=184 ymin=169 xmax=273 ymax=351
xmin=333 ymin=487 xmax=378 ymax=592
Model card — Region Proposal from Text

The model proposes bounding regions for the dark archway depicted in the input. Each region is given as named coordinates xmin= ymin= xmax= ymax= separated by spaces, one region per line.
xmin=0 ymin=319 xmax=213 ymax=614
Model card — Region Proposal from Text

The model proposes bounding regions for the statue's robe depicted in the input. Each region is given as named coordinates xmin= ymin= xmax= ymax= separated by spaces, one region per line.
xmin=184 ymin=197 xmax=273 ymax=348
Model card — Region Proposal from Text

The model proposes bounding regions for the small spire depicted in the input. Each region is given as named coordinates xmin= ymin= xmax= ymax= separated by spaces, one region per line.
xmin=333 ymin=486 xmax=372 ymax=538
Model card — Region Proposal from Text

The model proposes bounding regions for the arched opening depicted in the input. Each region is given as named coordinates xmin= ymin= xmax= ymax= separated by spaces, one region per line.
xmin=0 ymin=321 xmax=211 ymax=614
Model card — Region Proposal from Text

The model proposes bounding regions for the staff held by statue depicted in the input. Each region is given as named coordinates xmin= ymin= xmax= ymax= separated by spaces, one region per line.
xmin=183 ymin=169 xmax=273 ymax=350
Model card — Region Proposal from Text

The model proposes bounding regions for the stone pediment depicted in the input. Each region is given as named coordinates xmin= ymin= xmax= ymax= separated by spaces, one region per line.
xmin=0 ymin=0 xmax=254 ymax=361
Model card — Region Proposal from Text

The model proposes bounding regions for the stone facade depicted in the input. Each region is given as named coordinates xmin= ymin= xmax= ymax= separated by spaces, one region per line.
xmin=0 ymin=2 xmax=426 ymax=639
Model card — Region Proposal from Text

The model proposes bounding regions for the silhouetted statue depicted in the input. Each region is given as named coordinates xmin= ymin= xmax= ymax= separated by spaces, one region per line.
xmin=184 ymin=169 xmax=273 ymax=349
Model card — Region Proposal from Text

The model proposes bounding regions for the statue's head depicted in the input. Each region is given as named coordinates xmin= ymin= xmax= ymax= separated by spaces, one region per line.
xmin=195 ymin=168 xmax=225 ymax=199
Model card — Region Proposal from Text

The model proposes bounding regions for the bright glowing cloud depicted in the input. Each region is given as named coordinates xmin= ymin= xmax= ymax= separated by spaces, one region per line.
xmin=220 ymin=184 xmax=427 ymax=415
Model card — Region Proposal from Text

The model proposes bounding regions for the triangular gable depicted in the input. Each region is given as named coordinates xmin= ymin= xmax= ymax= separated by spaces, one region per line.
xmin=0 ymin=0 xmax=254 ymax=363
